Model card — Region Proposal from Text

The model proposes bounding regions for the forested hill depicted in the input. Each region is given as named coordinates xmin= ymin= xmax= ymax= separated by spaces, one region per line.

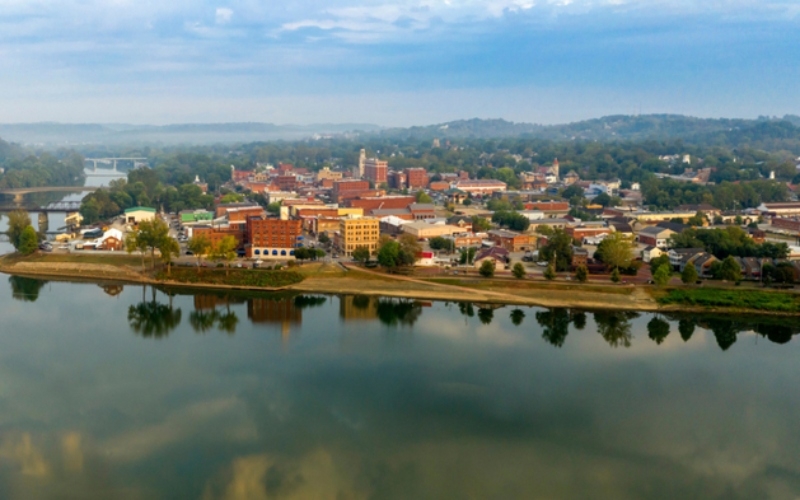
xmin=380 ymin=115 xmax=800 ymax=153
xmin=0 ymin=137 xmax=85 ymax=189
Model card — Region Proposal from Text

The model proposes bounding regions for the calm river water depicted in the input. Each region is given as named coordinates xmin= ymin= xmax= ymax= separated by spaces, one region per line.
xmin=0 ymin=279 xmax=798 ymax=499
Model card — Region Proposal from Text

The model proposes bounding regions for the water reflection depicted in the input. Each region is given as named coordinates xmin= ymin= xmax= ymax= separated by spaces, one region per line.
xmin=594 ymin=311 xmax=639 ymax=348
xmin=8 ymin=276 xmax=48 ymax=302
xmin=127 ymin=286 xmax=182 ymax=338
xmin=510 ymin=308 xmax=525 ymax=326
xmin=647 ymin=316 xmax=671 ymax=345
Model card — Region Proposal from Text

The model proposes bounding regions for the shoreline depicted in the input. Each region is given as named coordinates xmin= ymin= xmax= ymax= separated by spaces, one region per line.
xmin=2 ymin=257 xmax=800 ymax=317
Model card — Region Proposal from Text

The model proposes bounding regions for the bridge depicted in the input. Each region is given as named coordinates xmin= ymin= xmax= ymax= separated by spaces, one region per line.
xmin=85 ymin=157 xmax=148 ymax=172
xmin=0 ymin=186 xmax=100 ymax=204
xmin=0 ymin=200 xmax=82 ymax=213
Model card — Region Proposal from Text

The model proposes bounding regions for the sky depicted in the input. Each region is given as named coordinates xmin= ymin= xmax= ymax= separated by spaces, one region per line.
xmin=0 ymin=0 xmax=799 ymax=126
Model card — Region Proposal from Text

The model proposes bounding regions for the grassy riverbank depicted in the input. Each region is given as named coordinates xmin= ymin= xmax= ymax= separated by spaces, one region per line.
xmin=3 ymin=252 xmax=800 ymax=315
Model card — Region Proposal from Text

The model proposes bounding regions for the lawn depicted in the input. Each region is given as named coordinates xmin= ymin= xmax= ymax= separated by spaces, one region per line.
xmin=158 ymin=267 xmax=305 ymax=288
xmin=658 ymin=288 xmax=800 ymax=313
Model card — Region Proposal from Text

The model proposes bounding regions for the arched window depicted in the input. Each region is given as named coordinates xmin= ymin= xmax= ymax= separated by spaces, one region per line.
xmin=281 ymin=250 xmax=287 ymax=256
xmin=272 ymin=250 xmax=278 ymax=256
xmin=289 ymin=250 xmax=295 ymax=256
xmin=254 ymin=249 xmax=260 ymax=255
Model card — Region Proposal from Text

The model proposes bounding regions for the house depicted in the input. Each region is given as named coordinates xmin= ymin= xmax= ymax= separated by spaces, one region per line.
xmin=668 ymin=248 xmax=705 ymax=271
xmin=97 ymin=228 xmax=124 ymax=251
xmin=473 ymin=247 xmax=509 ymax=268
xmin=124 ymin=206 xmax=156 ymax=225
xmin=572 ymin=247 xmax=589 ymax=269
xmin=688 ymin=253 xmax=719 ymax=277
xmin=415 ymin=251 xmax=436 ymax=267
xmin=641 ymin=246 xmax=664 ymax=264
xmin=487 ymin=229 xmax=532 ymax=252
xmin=636 ymin=227 xmax=676 ymax=249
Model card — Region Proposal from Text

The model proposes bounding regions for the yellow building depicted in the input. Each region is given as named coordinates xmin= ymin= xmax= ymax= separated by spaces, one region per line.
xmin=337 ymin=217 xmax=380 ymax=256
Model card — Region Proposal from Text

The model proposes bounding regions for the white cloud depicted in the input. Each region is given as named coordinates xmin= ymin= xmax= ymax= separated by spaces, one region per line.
xmin=215 ymin=7 xmax=233 ymax=25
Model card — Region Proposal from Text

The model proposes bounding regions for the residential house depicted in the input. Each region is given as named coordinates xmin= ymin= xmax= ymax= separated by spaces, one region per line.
xmin=637 ymin=227 xmax=676 ymax=249
xmin=473 ymin=247 xmax=510 ymax=268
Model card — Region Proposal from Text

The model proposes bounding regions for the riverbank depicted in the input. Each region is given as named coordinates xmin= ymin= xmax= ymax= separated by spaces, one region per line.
xmin=2 ymin=253 xmax=800 ymax=316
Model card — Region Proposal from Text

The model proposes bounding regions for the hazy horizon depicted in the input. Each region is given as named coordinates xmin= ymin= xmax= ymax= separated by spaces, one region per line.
xmin=1 ymin=1 xmax=799 ymax=126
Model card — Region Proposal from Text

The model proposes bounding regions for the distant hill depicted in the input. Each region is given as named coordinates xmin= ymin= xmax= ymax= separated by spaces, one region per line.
xmin=0 ymin=122 xmax=381 ymax=146
xmin=379 ymin=114 xmax=800 ymax=142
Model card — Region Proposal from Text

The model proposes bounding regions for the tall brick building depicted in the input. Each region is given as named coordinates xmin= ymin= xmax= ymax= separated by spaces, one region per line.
xmin=364 ymin=158 xmax=388 ymax=185
xmin=245 ymin=218 xmax=303 ymax=258
xmin=405 ymin=168 xmax=428 ymax=189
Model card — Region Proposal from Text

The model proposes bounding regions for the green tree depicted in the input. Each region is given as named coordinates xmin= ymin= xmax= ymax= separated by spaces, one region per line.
xmin=596 ymin=232 xmax=635 ymax=272
xmin=719 ymin=255 xmax=742 ymax=282
xmin=611 ymin=267 xmax=621 ymax=283
xmin=649 ymin=254 xmax=671 ymax=274
xmin=352 ymin=246 xmax=371 ymax=264
xmin=318 ymin=232 xmax=330 ymax=245
xmin=159 ymin=236 xmax=180 ymax=276
xmin=538 ymin=228 xmax=574 ymax=272
xmin=472 ymin=216 xmax=492 ymax=232
xmin=187 ymin=235 xmax=211 ymax=269
xmin=209 ymin=235 xmax=238 ymax=276
xmin=7 ymin=210 xmax=31 ymax=250
xmin=681 ymin=263 xmax=698 ymax=284
xmin=575 ymin=265 xmax=588 ymax=282
xmin=415 ymin=190 xmax=433 ymax=203
xmin=459 ymin=247 xmax=477 ymax=265
xmin=125 ymin=230 xmax=148 ymax=270
xmin=653 ymin=264 xmax=671 ymax=286
xmin=429 ymin=236 xmax=454 ymax=252
xmin=18 ymin=225 xmax=38 ymax=255
xmin=678 ymin=318 xmax=695 ymax=341
xmin=512 ymin=262 xmax=526 ymax=279
xmin=544 ymin=263 xmax=556 ymax=280
xmin=136 ymin=218 xmax=171 ymax=269
xmin=479 ymin=259 xmax=496 ymax=278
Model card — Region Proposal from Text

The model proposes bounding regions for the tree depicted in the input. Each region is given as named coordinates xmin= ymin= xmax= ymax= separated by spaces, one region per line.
xmin=429 ymin=236 xmax=454 ymax=253
xmin=377 ymin=238 xmax=416 ymax=271
xmin=187 ymin=235 xmax=211 ymax=269
xmin=538 ymin=228 xmax=574 ymax=272
xmin=136 ymin=218 xmax=171 ymax=269
xmin=209 ymin=235 xmax=238 ymax=276
xmin=512 ymin=262 xmax=526 ymax=279
xmin=719 ymin=255 xmax=742 ymax=282
xmin=593 ymin=192 xmax=613 ymax=207
xmin=459 ymin=247 xmax=477 ymax=265
xmin=536 ymin=308 xmax=570 ymax=347
xmin=575 ymin=265 xmax=588 ymax=282
xmin=681 ymin=264 xmax=698 ymax=284
xmin=678 ymin=318 xmax=695 ymax=341
xmin=653 ymin=264 xmax=671 ymax=286
xmin=318 ymin=232 xmax=330 ymax=245
xmin=7 ymin=210 xmax=31 ymax=250
xmin=544 ymin=263 xmax=556 ymax=280
xmin=479 ymin=259 xmax=496 ymax=278
xmin=18 ymin=225 xmax=38 ymax=255
xmin=415 ymin=190 xmax=433 ymax=204
xmin=596 ymin=232 xmax=635 ymax=272
xmin=352 ymin=246 xmax=371 ymax=264
xmin=472 ymin=216 xmax=491 ymax=232
xmin=649 ymin=254 xmax=671 ymax=274
xmin=159 ymin=236 xmax=180 ymax=276
xmin=611 ymin=267 xmax=621 ymax=283
xmin=125 ymin=230 xmax=148 ymax=271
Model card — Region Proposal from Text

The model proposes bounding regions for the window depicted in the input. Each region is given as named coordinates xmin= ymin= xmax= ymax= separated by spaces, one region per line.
xmin=272 ymin=250 xmax=278 ymax=256
xmin=281 ymin=250 xmax=287 ymax=256
xmin=254 ymin=249 xmax=261 ymax=255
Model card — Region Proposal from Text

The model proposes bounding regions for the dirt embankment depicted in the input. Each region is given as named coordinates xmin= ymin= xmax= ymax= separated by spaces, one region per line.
xmin=0 ymin=260 xmax=151 ymax=283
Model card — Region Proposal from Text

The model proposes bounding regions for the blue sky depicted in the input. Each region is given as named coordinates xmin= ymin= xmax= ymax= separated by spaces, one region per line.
xmin=1 ymin=0 xmax=799 ymax=125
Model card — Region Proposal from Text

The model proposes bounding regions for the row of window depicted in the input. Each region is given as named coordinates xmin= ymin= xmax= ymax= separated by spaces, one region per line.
xmin=253 ymin=249 xmax=295 ymax=256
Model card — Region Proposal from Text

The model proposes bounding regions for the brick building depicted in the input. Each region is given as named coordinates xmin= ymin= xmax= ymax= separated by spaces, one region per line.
xmin=347 ymin=196 xmax=415 ymax=211
xmin=405 ymin=168 xmax=429 ymax=189
xmin=333 ymin=179 xmax=370 ymax=199
xmin=245 ymin=218 xmax=303 ymax=258
xmin=364 ymin=158 xmax=388 ymax=185
xmin=192 ymin=225 xmax=246 ymax=250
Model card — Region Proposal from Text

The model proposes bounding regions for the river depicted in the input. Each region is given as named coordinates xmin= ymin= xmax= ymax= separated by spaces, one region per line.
xmin=0 ymin=278 xmax=798 ymax=498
